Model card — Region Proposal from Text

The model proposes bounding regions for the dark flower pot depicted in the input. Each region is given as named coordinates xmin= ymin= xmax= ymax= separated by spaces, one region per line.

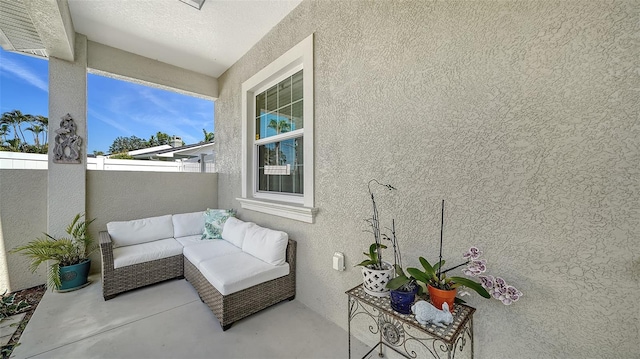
xmin=390 ymin=286 xmax=418 ymax=314
xmin=58 ymin=259 xmax=91 ymax=292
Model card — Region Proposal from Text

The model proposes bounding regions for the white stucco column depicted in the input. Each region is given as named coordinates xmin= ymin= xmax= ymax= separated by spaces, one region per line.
xmin=47 ymin=33 xmax=87 ymax=237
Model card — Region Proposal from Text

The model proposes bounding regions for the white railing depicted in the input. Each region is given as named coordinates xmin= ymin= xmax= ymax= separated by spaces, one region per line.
xmin=0 ymin=152 xmax=215 ymax=172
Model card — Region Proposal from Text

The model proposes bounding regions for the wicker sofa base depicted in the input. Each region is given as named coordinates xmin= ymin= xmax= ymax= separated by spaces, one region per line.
xmin=102 ymin=254 xmax=184 ymax=300
xmin=184 ymin=253 xmax=295 ymax=331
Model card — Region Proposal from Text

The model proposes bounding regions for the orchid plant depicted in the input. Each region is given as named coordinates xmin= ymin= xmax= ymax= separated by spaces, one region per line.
xmin=462 ymin=247 xmax=524 ymax=305
xmin=409 ymin=246 xmax=523 ymax=305
xmin=356 ymin=179 xmax=397 ymax=271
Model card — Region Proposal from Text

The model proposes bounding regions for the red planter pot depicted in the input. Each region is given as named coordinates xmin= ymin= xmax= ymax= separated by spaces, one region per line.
xmin=427 ymin=285 xmax=456 ymax=312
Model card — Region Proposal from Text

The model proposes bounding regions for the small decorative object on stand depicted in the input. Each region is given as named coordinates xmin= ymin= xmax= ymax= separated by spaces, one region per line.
xmin=411 ymin=300 xmax=453 ymax=328
xmin=408 ymin=200 xmax=524 ymax=312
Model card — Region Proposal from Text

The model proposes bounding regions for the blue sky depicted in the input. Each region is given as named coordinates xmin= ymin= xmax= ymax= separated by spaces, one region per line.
xmin=0 ymin=48 xmax=214 ymax=153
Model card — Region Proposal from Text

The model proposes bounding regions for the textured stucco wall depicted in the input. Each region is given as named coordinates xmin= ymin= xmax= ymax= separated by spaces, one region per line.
xmin=86 ymin=171 xmax=218 ymax=271
xmin=214 ymin=1 xmax=639 ymax=358
xmin=0 ymin=170 xmax=48 ymax=292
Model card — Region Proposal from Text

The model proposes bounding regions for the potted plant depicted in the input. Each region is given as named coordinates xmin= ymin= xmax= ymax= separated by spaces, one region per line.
xmin=355 ymin=179 xmax=396 ymax=297
xmin=382 ymin=219 xmax=422 ymax=314
xmin=12 ymin=213 xmax=96 ymax=292
xmin=407 ymin=200 xmax=523 ymax=312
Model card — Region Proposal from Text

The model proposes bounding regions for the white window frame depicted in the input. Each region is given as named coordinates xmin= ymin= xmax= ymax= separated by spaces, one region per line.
xmin=237 ymin=34 xmax=317 ymax=223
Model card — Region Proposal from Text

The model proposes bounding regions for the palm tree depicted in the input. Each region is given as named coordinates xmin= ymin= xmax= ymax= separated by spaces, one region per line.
xmin=34 ymin=115 xmax=48 ymax=145
xmin=6 ymin=139 xmax=21 ymax=152
xmin=0 ymin=124 xmax=10 ymax=145
xmin=202 ymin=129 xmax=214 ymax=143
xmin=25 ymin=124 xmax=44 ymax=147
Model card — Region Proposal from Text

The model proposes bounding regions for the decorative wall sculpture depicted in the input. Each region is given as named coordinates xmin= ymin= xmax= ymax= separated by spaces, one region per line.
xmin=53 ymin=113 xmax=82 ymax=164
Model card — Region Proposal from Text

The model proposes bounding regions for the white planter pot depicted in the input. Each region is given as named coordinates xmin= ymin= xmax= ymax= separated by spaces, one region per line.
xmin=361 ymin=262 xmax=394 ymax=297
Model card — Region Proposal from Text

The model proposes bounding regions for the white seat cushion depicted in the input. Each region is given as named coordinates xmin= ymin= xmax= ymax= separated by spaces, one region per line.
xmin=175 ymin=235 xmax=205 ymax=247
xmin=242 ymin=224 xmax=288 ymax=266
xmin=198 ymin=252 xmax=290 ymax=295
xmin=172 ymin=211 xmax=205 ymax=238
xmin=107 ymin=215 xmax=174 ymax=248
xmin=113 ymin=238 xmax=183 ymax=269
xmin=222 ymin=217 xmax=254 ymax=248
xmin=183 ymin=240 xmax=242 ymax=266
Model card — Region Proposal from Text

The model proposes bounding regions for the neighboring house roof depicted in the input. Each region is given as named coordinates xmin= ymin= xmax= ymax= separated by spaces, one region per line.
xmin=128 ymin=145 xmax=173 ymax=156
xmin=129 ymin=142 xmax=215 ymax=160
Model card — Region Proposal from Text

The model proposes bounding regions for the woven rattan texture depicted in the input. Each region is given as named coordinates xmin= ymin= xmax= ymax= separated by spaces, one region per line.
xmin=184 ymin=239 xmax=296 ymax=328
xmin=99 ymin=231 xmax=184 ymax=299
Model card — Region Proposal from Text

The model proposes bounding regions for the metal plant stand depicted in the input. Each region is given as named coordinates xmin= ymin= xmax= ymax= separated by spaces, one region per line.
xmin=347 ymin=284 xmax=474 ymax=359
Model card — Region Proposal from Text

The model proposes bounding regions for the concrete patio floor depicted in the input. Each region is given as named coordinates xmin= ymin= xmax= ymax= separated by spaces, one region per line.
xmin=12 ymin=275 xmax=367 ymax=359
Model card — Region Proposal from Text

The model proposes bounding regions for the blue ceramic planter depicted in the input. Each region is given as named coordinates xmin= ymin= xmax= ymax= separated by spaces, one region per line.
xmin=58 ymin=259 xmax=91 ymax=291
xmin=390 ymin=287 xmax=418 ymax=314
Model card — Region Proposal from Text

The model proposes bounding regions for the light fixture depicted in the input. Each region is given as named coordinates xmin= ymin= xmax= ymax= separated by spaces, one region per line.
xmin=179 ymin=0 xmax=205 ymax=10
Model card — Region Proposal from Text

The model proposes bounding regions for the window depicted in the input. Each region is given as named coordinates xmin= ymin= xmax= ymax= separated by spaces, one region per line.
xmin=238 ymin=34 xmax=316 ymax=223
xmin=255 ymin=70 xmax=303 ymax=195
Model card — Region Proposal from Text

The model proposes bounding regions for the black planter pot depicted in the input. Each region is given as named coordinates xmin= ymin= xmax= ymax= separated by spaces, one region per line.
xmin=390 ymin=286 xmax=418 ymax=314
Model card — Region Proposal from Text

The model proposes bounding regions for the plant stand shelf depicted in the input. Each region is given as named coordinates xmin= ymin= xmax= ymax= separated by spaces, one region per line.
xmin=346 ymin=284 xmax=475 ymax=359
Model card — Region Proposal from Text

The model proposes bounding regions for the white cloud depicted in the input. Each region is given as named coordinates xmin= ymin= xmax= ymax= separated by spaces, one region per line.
xmin=89 ymin=109 xmax=131 ymax=134
xmin=0 ymin=56 xmax=48 ymax=93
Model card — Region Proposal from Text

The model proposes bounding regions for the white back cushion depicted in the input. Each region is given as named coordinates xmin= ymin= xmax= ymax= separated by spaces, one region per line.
xmin=172 ymin=211 xmax=205 ymax=238
xmin=241 ymin=224 xmax=288 ymax=266
xmin=107 ymin=214 xmax=174 ymax=248
xmin=222 ymin=217 xmax=254 ymax=248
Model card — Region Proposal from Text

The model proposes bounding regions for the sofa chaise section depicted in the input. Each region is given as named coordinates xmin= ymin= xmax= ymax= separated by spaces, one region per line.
xmin=184 ymin=238 xmax=296 ymax=331
xmin=100 ymin=214 xmax=187 ymax=300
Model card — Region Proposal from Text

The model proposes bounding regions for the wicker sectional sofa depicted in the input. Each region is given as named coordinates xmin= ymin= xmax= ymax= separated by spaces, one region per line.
xmin=99 ymin=211 xmax=296 ymax=331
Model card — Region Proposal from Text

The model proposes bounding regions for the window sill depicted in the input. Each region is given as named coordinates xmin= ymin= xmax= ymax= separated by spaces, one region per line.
xmin=236 ymin=197 xmax=317 ymax=223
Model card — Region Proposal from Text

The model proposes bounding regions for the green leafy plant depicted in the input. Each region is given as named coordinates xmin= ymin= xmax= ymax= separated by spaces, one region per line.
xmin=407 ymin=256 xmax=490 ymax=299
xmin=0 ymin=291 xmax=30 ymax=320
xmin=11 ymin=214 xmax=96 ymax=290
xmin=386 ymin=265 xmax=421 ymax=294
xmin=356 ymin=243 xmax=387 ymax=268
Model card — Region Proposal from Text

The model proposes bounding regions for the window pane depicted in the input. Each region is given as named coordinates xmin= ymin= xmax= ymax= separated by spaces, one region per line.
xmin=278 ymin=105 xmax=292 ymax=133
xmin=254 ymin=70 xmax=303 ymax=140
xmin=292 ymin=100 xmax=303 ymax=130
xmin=291 ymin=70 xmax=303 ymax=102
xmin=266 ymin=85 xmax=278 ymax=112
xmin=278 ymin=77 xmax=291 ymax=108
xmin=255 ymin=92 xmax=265 ymax=118
xmin=257 ymin=137 xmax=303 ymax=194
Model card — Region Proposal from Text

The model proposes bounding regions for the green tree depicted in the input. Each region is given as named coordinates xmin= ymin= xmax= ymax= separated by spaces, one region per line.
xmin=109 ymin=135 xmax=147 ymax=154
xmin=1 ymin=110 xmax=27 ymax=145
xmin=0 ymin=124 xmax=10 ymax=145
xmin=147 ymin=132 xmax=171 ymax=147
xmin=1 ymin=110 xmax=49 ymax=152
xmin=202 ymin=128 xmax=214 ymax=143
xmin=25 ymin=124 xmax=44 ymax=147
xmin=33 ymin=115 xmax=48 ymax=145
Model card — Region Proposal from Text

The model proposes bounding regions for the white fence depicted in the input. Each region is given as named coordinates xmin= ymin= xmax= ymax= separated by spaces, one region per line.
xmin=0 ymin=152 xmax=215 ymax=172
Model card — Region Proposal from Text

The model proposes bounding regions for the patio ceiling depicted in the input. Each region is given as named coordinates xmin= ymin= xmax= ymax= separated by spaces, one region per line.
xmin=1 ymin=0 xmax=302 ymax=78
